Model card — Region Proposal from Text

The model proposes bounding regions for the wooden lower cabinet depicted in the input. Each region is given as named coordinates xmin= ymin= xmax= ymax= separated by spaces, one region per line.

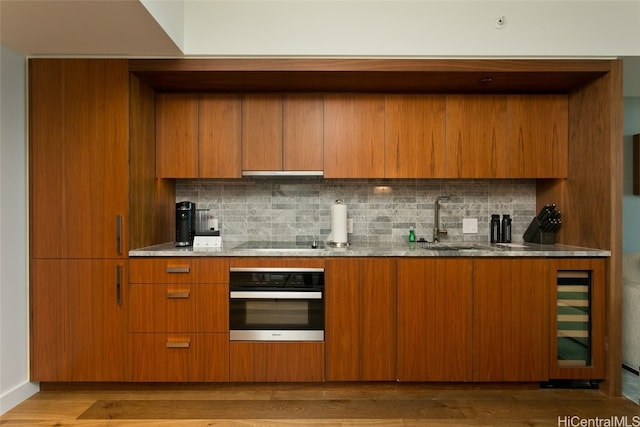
xmin=126 ymin=258 xmax=230 ymax=382
xmin=473 ymin=258 xmax=549 ymax=382
xmin=30 ymin=259 xmax=127 ymax=381
xmin=129 ymin=333 xmax=229 ymax=382
xmin=397 ymin=258 xmax=473 ymax=381
xmin=325 ymin=258 xmax=396 ymax=381
xmin=128 ymin=283 xmax=228 ymax=333
xmin=230 ymin=342 xmax=324 ymax=382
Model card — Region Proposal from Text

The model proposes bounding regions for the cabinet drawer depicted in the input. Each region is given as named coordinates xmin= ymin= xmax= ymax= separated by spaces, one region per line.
xmin=128 ymin=283 xmax=228 ymax=332
xmin=129 ymin=258 xmax=197 ymax=283
xmin=128 ymin=333 xmax=229 ymax=382
xmin=129 ymin=258 xmax=229 ymax=283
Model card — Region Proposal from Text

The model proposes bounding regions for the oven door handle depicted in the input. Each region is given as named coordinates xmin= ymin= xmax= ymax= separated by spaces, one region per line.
xmin=230 ymin=291 xmax=322 ymax=299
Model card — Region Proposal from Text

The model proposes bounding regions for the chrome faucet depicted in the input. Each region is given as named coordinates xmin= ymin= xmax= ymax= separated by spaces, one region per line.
xmin=433 ymin=195 xmax=451 ymax=242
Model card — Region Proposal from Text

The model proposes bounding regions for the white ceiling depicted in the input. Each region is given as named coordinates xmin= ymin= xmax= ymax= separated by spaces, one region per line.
xmin=0 ymin=0 xmax=182 ymax=56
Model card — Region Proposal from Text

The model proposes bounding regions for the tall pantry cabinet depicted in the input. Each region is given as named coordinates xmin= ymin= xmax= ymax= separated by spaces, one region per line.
xmin=29 ymin=59 xmax=130 ymax=381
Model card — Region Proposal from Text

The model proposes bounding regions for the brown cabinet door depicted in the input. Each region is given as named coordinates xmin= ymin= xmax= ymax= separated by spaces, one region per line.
xmin=507 ymin=95 xmax=569 ymax=178
xmin=445 ymin=95 xmax=508 ymax=178
xmin=229 ymin=342 xmax=324 ymax=382
xmin=325 ymin=258 xmax=396 ymax=381
xmin=30 ymin=259 xmax=127 ymax=381
xmin=199 ymin=94 xmax=242 ymax=178
xmin=324 ymin=95 xmax=385 ymax=178
xmin=397 ymin=259 xmax=473 ymax=381
xmin=242 ymin=95 xmax=283 ymax=171
xmin=156 ymin=93 xmax=199 ymax=178
xmin=385 ymin=95 xmax=446 ymax=178
xmin=282 ymin=94 xmax=324 ymax=171
xmin=473 ymin=258 xmax=549 ymax=382
xmin=29 ymin=59 xmax=129 ymax=258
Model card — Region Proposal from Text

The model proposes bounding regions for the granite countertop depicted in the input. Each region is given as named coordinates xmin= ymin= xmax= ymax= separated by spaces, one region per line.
xmin=129 ymin=241 xmax=611 ymax=258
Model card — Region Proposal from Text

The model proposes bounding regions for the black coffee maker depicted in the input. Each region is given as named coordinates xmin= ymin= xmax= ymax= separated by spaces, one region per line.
xmin=175 ymin=201 xmax=196 ymax=246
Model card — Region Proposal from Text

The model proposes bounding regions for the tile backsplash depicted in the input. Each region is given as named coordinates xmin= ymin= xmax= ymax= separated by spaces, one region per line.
xmin=176 ymin=178 xmax=537 ymax=244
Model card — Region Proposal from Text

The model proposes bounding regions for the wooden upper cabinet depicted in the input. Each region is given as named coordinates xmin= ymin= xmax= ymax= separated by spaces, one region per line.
xmin=199 ymin=95 xmax=242 ymax=178
xmin=156 ymin=94 xmax=242 ymax=178
xmin=242 ymin=95 xmax=283 ymax=171
xmin=385 ymin=95 xmax=446 ymax=178
xmin=324 ymin=95 xmax=385 ymax=178
xmin=445 ymin=95 xmax=508 ymax=178
xmin=282 ymin=94 xmax=324 ymax=171
xmin=507 ymin=95 xmax=568 ymax=178
xmin=29 ymin=59 xmax=129 ymax=259
xmin=156 ymin=93 xmax=199 ymax=178
xmin=242 ymin=94 xmax=324 ymax=172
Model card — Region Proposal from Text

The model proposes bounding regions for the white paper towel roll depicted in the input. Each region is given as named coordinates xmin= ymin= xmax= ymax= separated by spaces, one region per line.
xmin=330 ymin=202 xmax=348 ymax=244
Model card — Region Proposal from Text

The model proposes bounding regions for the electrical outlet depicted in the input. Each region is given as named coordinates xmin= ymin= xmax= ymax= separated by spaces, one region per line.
xmin=347 ymin=218 xmax=354 ymax=233
xmin=463 ymin=218 xmax=478 ymax=234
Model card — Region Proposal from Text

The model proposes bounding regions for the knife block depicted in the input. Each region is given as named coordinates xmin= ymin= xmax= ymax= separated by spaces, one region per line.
xmin=523 ymin=218 xmax=556 ymax=244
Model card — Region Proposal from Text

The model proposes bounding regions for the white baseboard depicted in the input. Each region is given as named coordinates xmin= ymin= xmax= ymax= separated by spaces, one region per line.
xmin=0 ymin=381 xmax=39 ymax=415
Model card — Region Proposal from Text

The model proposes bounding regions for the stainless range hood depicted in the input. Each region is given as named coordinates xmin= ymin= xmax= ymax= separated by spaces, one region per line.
xmin=242 ymin=170 xmax=323 ymax=178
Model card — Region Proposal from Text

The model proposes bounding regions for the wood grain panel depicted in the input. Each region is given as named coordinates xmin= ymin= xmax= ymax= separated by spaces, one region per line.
xmin=30 ymin=260 xmax=127 ymax=381
xmin=129 ymin=58 xmax=611 ymax=93
xmin=242 ymin=95 xmax=283 ymax=171
xmin=549 ymin=258 xmax=606 ymax=380
xmin=199 ymin=95 xmax=242 ymax=178
xmin=325 ymin=259 xmax=361 ymax=381
xmin=229 ymin=258 xmax=325 ymax=269
xmin=397 ymin=258 xmax=473 ymax=382
xmin=196 ymin=258 xmax=230 ymax=283
xmin=473 ymin=258 xmax=549 ymax=382
xmin=129 ymin=258 xmax=197 ymax=284
xmin=156 ymin=93 xmax=198 ymax=178
xmin=507 ymin=95 xmax=568 ymax=178
xmin=325 ymin=258 xmax=396 ymax=381
xmin=385 ymin=95 xmax=446 ymax=178
xmin=282 ymin=94 xmax=324 ymax=171
xmin=360 ymin=259 xmax=396 ymax=380
xmin=229 ymin=342 xmax=324 ymax=382
xmin=445 ymin=95 xmax=507 ymax=178
xmin=129 ymin=74 xmax=175 ymax=250
xmin=323 ymin=95 xmax=385 ymax=178
xmin=127 ymin=283 xmax=228 ymax=333
xmin=129 ymin=333 xmax=229 ymax=382
xmin=29 ymin=59 xmax=129 ymax=258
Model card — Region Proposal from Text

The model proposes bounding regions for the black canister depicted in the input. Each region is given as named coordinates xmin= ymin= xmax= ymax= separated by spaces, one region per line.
xmin=175 ymin=201 xmax=196 ymax=246
xmin=490 ymin=214 xmax=501 ymax=243
xmin=501 ymin=214 xmax=512 ymax=243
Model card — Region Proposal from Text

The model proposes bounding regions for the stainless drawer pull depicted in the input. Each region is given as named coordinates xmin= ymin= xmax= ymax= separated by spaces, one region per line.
xmin=166 ymin=291 xmax=190 ymax=299
xmin=166 ymin=341 xmax=190 ymax=348
xmin=166 ymin=266 xmax=190 ymax=273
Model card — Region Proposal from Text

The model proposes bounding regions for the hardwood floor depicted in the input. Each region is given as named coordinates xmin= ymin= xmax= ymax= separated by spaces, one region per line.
xmin=2 ymin=382 xmax=639 ymax=426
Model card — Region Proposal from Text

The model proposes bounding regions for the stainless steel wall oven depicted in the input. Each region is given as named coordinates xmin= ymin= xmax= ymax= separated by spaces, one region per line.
xmin=229 ymin=267 xmax=324 ymax=341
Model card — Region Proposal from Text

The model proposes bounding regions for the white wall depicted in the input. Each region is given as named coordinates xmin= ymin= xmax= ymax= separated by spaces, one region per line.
xmin=182 ymin=1 xmax=640 ymax=56
xmin=0 ymin=45 xmax=38 ymax=414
